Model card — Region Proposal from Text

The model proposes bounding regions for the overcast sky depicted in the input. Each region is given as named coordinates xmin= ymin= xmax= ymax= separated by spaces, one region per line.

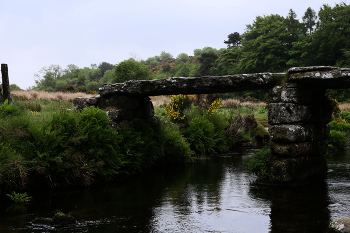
xmin=0 ymin=0 xmax=346 ymax=89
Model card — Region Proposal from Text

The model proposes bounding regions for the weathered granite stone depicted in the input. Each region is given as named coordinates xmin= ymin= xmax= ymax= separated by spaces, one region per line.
xmin=270 ymin=140 xmax=328 ymax=158
xmin=107 ymin=109 xmax=133 ymax=122
xmin=99 ymin=73 xmax=282 ymax=97
xmin=269 ymin=124 xmax=330 ymax=142
xmin=268 ymin=103 xmax=311 ymax=124
xmin=289 ymin=66 xmax=350 ymax=88
xmin=270 ymin=156 xmax=328 ymax=183
xmin=330 ymin=217 xmax=350 ymax=233
xmin=99 ymin=95 xmax=139 ymax=110
xmin=73 ymin=96 xmax=100 ymax=110
xmin=132 ymin=96 xmax=154 ymax=118
xmin=280 ymin=87 xmax=317 ymax=104
xmin=270 ymin=85 xmax=283 ymax=102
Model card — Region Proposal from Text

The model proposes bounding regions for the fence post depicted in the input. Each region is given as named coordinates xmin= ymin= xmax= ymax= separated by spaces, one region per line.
xmin=1 ymin=64 xmax=11 ymax=102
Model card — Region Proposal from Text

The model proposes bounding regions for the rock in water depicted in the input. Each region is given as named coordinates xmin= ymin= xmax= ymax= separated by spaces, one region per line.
xmin=330 ymin=217 xmax=350 ymax=232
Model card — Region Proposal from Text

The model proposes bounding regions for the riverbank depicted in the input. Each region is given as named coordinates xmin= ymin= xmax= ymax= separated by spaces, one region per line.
xmin=0 ymin=92 xmax=269 ymax=193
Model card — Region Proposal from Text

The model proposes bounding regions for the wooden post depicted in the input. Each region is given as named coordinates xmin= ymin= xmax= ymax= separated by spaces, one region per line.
xmin=1 ymin=64 xmax=11 ymax=102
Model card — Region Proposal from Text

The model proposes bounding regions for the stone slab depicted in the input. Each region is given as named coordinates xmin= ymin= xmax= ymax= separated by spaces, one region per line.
xmin=99 ymin=73 xmax=281 ymax=96
xmin=268 ymin=103 xmax=311 ymax=124
xmin=270 ymin=140 xmax=328 ymax=158
xmin=73 ymin=96 xmax=100 ymax=110
xmin=269 ymin=124 xmax=330 ymax=142
xmin=270 ymin=156 xmax=328 ymax=183
xmin=289 ymin=66 xmax=350 ymax=89
xmin=99 ymin=95 xmax=139 ymax=110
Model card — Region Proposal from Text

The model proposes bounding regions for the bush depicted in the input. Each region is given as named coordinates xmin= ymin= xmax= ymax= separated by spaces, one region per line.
xmin=112 ymin=59 xmax=153 ymax=83
xmin=156 ymin=121 xmax=194 ymax=163
xmin=27 ymin=107 xmax=123 ymax=187
xmin=340 ymin=111 xmax=350 ymax=123
xmin=329 ymin=130 xmax=347 ymax=149
xmin=329 ymin=120 xmax=350 ymax=132
xmin=164 ymin=94 xmax=191 ymax=123
xmin=207 ymin=112 xmax=229 ymax=152
xmin=248 ymin=147 xmax=270 ymax=178
xmin=185 ymin=116 xmax=216 ymax=156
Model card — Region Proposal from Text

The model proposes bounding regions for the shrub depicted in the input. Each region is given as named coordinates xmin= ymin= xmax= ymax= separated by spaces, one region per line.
xmin=112 ymin=59 xmax=153 ymax=83
xmin=156 ymin=120 xmax=194 ymax=163
xmin=6 ymin=191 xmax=32 ymax=203
xmin=27 ymin=107 xmax=123 ymax=187
xmin=340 ymin=111 xmax=350 ymax=123
xmin=206 ymin=98 xmax=223 ymax=116
xmin=164 ymin=94 xmax=191 ymax=123
xmin=329 ymin=130 xmax=347 ymax=149
xmin=207 ymin=112 xmax=229 ymax=152
xmin=185 ymin=116 xmax=216 ymax=156
xmin=329 ymin=120 xmax=350 ymax=132
xmin=248 ymin=147 xmax=271 ymax=178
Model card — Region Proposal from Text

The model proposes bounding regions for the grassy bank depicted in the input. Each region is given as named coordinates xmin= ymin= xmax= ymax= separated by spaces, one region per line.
xmin=0 ymin=92 xmax=269 ymax=193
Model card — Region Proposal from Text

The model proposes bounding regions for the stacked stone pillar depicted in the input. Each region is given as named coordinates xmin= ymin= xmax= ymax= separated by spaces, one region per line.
xmin=73 ymin=94 xmax=155 ymax=128
xmin=268 ymin=83 xmax=332 ymax=183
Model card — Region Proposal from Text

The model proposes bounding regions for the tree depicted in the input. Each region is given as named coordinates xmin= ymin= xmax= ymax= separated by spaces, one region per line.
xmin=112 ymin=59 xmax=153 ymax=83
xmin=150 ymin=60 xmax=159 ymax=69
xmin=160 ymin=51 xmax=173 ymax=61
xmin=195 ymin=52 xmax=218 ymax=76
xmin=211 ymin=46 xmax=242 ymax=76
xmin=303 ymin=7 xmax=317 ymax=34
xmin=238 ymin=14 xmax=290 ymax=73
xmin=313 ymin=3 xmax=350 ymax=66
xmin=175 ymin=62 xmax=191 ymax=77
xmin=64 ymin=64 xmax=79 ymax=74
xmin=224 ymin=32 xmax=242 ymax=47
xmin=86 ymin=81 xmax=101 ymax=91
xmin=176 ymin=53 xmax=190 ymax=63
xmin=10 ymin=84 xmax=21 ymax=91
xmin=98 ymin=62 xmax=114 ymax=75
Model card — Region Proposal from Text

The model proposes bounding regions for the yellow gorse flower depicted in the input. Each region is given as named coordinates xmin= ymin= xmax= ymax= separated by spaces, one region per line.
xmin=164 ymin=94 xmax=189 ymax=121
xmin=207 ymin=99 xmax=223 ymax=116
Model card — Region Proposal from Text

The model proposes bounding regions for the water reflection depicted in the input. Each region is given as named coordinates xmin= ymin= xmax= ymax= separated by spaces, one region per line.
xmin=0 ymin=149 xmax=350 ymax=232
xmin=249 ymin=181 xmax=331 ymax=233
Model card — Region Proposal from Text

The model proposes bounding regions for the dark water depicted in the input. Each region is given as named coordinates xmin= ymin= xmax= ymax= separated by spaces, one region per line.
xmin=1 ymin=149 xmax=350 ymax=233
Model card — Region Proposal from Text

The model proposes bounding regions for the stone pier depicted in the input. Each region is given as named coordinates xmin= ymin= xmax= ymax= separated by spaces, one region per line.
xmin=268 ymin=83 xmax=332 ymax=183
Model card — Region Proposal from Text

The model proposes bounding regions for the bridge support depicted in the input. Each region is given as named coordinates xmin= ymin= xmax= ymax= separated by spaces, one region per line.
xmin=267 ymin=83 xmax=332 ymax=184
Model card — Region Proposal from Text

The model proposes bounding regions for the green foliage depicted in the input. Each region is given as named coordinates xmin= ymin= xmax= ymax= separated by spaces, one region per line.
xmin=10 ymin=84 xmax=21 ymax=91
xmin=196 ymin=52 xmax=219 ymax=76
xmin=329 ymin=120 xmax=350 ymax=132
xmin=313 ymin=3 xmax=350 ymax=66
xmin=340 ymin=111 xmax=350 ymax=123
xmin=186 ymin=116 xmax=216 ymax=156
xmin=239 ymin=14 xmax=290 ymax=73
xmin=6 ymin=191 xmax=32 ymax=203
xmin=248 ymin=147 xmax=271 ymax=178
xmin=0 ymin=99 xmax=14 ymax=113
xmin=176 ymin=53 xmax=190 ymax=63
xmin=112 ymin=59 xmax=153 ymax=83
xmin=26 ymin=107 xmax=123 ymax=186
xmin=25 ymin=101 xmax=42 ymax=112
xmin=164 ymin=95 xmax=191 ymax=123
xmin=156 ymin=121 xmax=194 ymax=163
xmin=329 ymin=130 xmax=348 ymax=149
xmin=207 ymin=112 xmax=229 ymax=152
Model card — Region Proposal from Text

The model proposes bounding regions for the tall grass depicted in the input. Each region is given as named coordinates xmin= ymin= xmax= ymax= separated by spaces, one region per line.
xmin=12 ymin=90 xmax=95 ymax=102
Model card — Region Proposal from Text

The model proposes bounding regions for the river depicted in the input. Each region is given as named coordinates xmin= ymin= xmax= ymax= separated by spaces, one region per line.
xmin=0 ymin=148 xmax=349 ymax=233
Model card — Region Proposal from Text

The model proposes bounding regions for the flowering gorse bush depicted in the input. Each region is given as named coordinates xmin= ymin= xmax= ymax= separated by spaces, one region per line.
xmin=164 ymin=94 xmax=191 ymax=122
xmin=206 ymin=98 xmax=223 ymax=116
